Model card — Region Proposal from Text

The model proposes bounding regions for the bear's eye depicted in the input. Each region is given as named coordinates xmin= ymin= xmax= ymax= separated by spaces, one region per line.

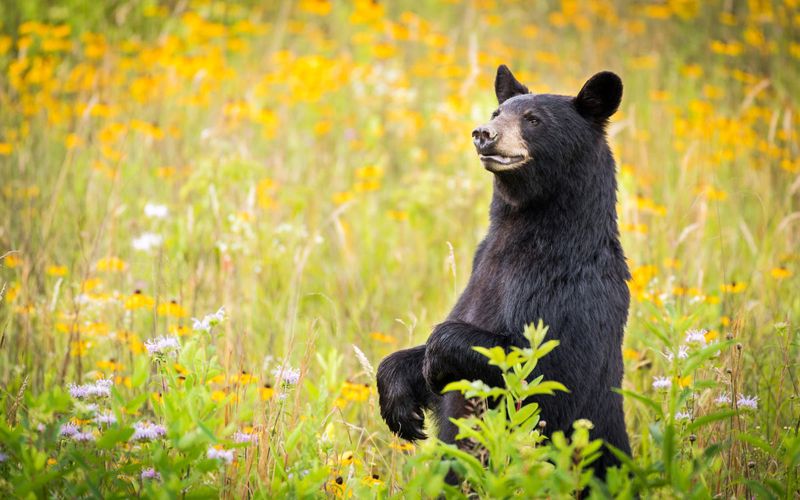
xmin=490 ymin=109 xmax=500 ymax=119
xmin=524 ymin=112 xmax=540 ymax=125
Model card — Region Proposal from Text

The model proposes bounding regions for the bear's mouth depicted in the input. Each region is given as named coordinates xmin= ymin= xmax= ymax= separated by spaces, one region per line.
xmin=479 ymin=154 xmax=526 ymax=171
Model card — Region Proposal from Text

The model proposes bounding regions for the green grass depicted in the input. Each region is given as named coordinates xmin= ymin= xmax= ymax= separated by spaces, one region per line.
xmin=1 ymin=0 xmax=799 ymax=497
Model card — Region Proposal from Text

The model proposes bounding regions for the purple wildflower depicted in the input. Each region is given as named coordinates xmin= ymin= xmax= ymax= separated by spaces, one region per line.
xmin=207 ymin=446 xmax=235 ymax=464
xmin=233 ymin=431 xmax=257 ymax=444
xmin=131 ymin=421 xmax=167 ymax=441
xmin=141 ymin=467 xmax=161 ymax=481
xmin=144 ymin=336 xmax=180 ymax=356
xmin=59 ymin=423 xmax=79 ymax=437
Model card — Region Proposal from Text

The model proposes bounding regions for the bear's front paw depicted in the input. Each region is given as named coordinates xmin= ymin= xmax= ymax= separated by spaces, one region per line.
xmin=379 ymin=395 xmax=427 ymax=442
xmin=376 ymin=351 xmax=428 ymax=441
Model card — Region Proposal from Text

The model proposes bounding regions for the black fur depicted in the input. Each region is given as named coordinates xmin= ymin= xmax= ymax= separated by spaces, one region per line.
xmin=377 ymin=66 xmax=631 ymax=479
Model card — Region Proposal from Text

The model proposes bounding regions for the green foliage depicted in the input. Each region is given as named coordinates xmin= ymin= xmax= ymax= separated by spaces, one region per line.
xmin=1 ymin=0 xmax=799 ymax=497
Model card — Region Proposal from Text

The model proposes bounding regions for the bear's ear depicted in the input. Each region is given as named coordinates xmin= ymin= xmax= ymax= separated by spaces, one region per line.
xmin=495 ymin=65 xmax=529 ymax=105
xmin=574 ymin=71 xmax=623 ymax=124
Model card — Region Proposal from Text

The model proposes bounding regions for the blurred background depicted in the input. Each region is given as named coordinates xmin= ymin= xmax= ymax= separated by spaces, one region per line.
xmin=1 ymin=0 xmax=798 ymax=497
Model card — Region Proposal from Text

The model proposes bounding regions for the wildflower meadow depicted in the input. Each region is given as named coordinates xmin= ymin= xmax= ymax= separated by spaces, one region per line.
xmin=1 ymin=1 xmax=799 ymax=498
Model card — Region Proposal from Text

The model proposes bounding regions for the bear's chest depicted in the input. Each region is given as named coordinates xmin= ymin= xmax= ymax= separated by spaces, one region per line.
xmin=453 ymin=237 xmax=558 ymax=334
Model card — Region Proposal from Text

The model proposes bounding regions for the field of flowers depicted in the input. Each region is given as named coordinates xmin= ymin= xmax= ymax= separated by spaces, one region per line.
xmin=1 ymin=0 xmax=799 ymax=497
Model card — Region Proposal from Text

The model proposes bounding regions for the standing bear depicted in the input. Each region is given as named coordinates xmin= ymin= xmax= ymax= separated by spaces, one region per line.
xmin=376 ymin=65 xmax=632 ymax=477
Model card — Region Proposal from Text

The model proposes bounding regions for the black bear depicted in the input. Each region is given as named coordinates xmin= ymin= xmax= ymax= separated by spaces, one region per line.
xmin=376 ymin=65 xmax=631 ymax=478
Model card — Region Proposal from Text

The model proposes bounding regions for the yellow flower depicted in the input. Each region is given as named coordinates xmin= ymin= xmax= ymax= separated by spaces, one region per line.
xmin=0 ymin=36 xmax=11 ymax=55
xmin=372 ymin=42 xmax=396 ymax=59
xmin=698 ymin=185 xmax=728 ymax=201
xmin=623 ymin=348 xmax=640 ymax=361
xmin=720 ymin=282 xmax=747 ymax=294
xmin=353 ymin=180 xmax=380 ymax=193
xmin=124 ymin=291 xmax=155 ymax=311
xmin=332 ymin=191 xmax=354 ymax=205
xmin=313 ymin=120 xmax=332 ymax=136
xmin=680 ymin=64 xmax=703 ymax=78
xmin=0 ymin=142 xmax=13 ymax=155
xmin=5 ymin=282 xmax=21 ymax=302
xmin=678 ymin=375 xmax=693 ymax=388
xmin=337 ymin=451 xmax=359 ymax=467
xmin=387 ymin=210 xmax=408 ymax=221
xmin=709 ymin=40 xmax=743 ymax=57
xmin=211 ymin=390 xmax=227 ymax=402
xmin=169 ymin=325 xmax=191 ymax=336
xmin=157 ymin=300 xmax=188 ymax=318
xmin=4 ymin=254 xmax=23 ymax=268
xmin=97 ymin=359 xmax=124 ymax=372
xmin=230 ymin=371 xmax=257 ymax=385
xmin=369 ymin=332 xmax=397 ymax=344
xmin=770 ymin=267 xmax=792 ymax=280
xmin=389 ymin=441 xmax=414 ymax=452
xmin=340 ymin=381 xmax=370 ymax=402
xmin=96 ymin=257 xmax=127 ymax=272
xmin=259 ymin=385 xmax=275 ymax=400
xmin=46 ymin=265 xmax=68 ymax=276
xmin=299 ymin=0 xmax=332 ymax=16
xmin=326 ymin=477 xmax=349 ymax=498
xmin=362 ymin=474 xmax=383 ymax=486
xmin=70 ymin=340 xmax=91 ymax=357
xmin=355 ymin=165 xmax=383 ymax=179
xmin=642 ymin=5 xmax=671 ymax=19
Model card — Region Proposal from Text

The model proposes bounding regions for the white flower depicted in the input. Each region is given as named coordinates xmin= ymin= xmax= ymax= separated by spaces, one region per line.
xmin=737 ymin=394 xmax=758 ymax=410
xmin=684 ymin=329 xmax=708 ymax=346
xmin=207 ymin=446 xmax=235 ymax=464
xmin=131 ymin=421 xmax=167 ymax=441
xmin=191 ymin=306 xmax=226 ymax=333
xmin=0 ymin=449 xmax=7 ymax=462
xmin=663 ymin=345 xmax=689 ymax=362
xmin=132 ymin=232 xmax=163 ymax=252
xmin=144 ymin=203 xmax=169 ymax=219
xmin=144 ymin=336 xmax=180 ymax=356
xmin=272 ymin=365 xmax=300 ymax=386
xmin=714 ymin=392 xmax=731 ymax=406
xmin=674 ymin=411 xmax=692 ymax=421
xmin=652 ymin=376 xmax=672 ymax=391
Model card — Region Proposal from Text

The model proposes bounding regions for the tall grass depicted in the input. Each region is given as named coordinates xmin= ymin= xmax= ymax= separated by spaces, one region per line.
xmin=1 ymin=0 xmax=798 ymax=497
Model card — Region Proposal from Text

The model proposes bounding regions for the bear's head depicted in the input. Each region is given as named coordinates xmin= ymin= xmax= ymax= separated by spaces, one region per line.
xmin=472 ymin=65 xmax=622 ymax=208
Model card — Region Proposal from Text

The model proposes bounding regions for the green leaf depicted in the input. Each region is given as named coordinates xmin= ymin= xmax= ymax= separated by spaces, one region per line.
xmin=510 ymin=402 xmax=539 ymax=427
xmin=741 ymin=479 xmax=778 ymax=500
xmin=683 ymin=340 xmax=733 ymax=374
xmin=96 ymin=426 xmax=134 ymax=449
xmin=440 ymin=443 xmax=485 ymax=480
xmin=286 ymin=421 xmax=305 ymax=451
xmin=736 ymin=433 xmax=774 ymax=455
xmin=686 ymin=409 xmax=737 ymax=432
xmin=131 ymin=356 xmax=151 ymax=388
xmin=520 ymin=380 xmax=569 ymax=398
xmin=533 ymin=340 xmax=560 ymax=359
xmin=613 ymin=388 xmax=663 ymax=417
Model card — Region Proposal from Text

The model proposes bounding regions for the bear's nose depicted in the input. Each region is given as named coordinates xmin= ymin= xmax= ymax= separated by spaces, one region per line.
xmin=472 ymin=126 xmax=497 ymax=151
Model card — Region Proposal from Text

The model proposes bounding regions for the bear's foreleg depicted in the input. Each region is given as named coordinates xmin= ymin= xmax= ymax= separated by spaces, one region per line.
xmin=422 ymin=320 xmax=527 ymax=394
